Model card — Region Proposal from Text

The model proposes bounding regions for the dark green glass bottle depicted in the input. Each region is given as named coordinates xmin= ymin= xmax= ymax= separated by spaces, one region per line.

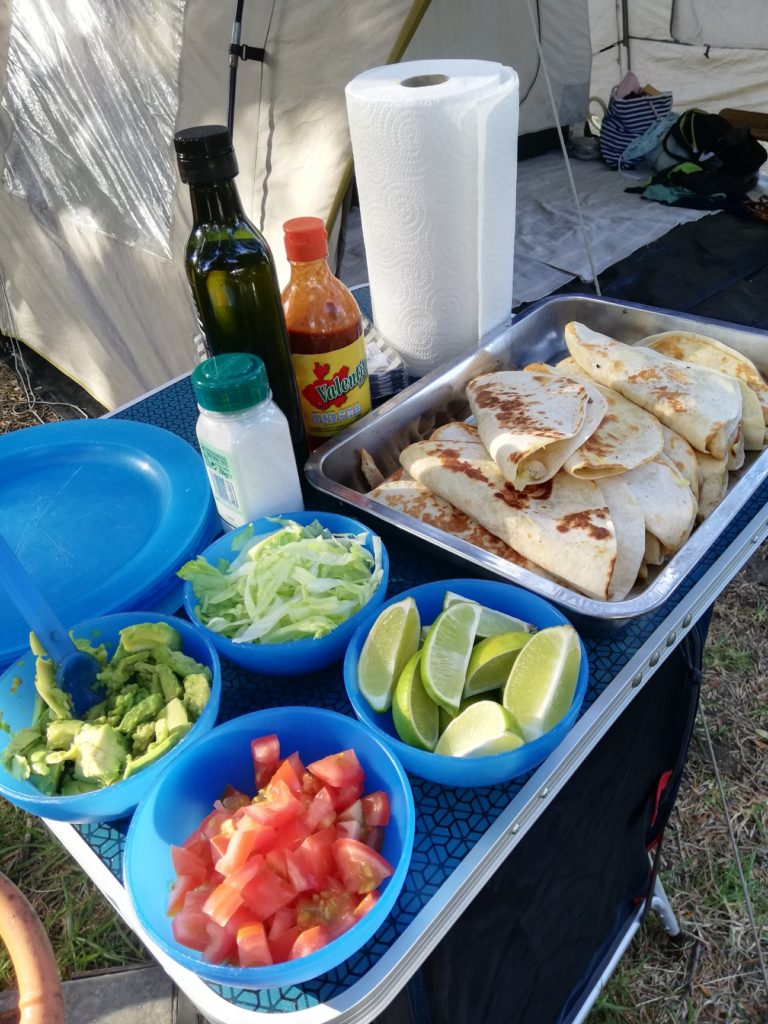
xmin=174 ymin=125 xmax=305 ymax=452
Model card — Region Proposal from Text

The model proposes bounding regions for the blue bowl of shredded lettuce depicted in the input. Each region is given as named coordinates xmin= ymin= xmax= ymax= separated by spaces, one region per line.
xmin=180 ymin=512 xmax=389 ymax=676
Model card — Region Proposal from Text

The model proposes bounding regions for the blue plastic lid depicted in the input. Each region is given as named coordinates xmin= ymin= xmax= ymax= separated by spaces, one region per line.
xmin=0 ymin=419 xmax=216 ymax=668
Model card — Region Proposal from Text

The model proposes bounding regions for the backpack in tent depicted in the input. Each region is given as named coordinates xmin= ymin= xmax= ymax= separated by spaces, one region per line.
xmin=655 ymin=109 xmax=766 ymax=196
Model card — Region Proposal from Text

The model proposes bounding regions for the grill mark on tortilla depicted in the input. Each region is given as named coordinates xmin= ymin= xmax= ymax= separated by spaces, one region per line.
xmin=649 ymin=387 xmax=687 ymax=414
xmin=469 ymin=375 xmax=587 ymax=439
xmin=555 ymin=509 xmax=612 ymax=540
xmin=437 ymin=448 xmax=493 ymax=484
xmin=407 ymin=497 xmax=529 ymax=566
xmin=628 ymin=368 xmax=660 ymax=383
xmin=493 ymin=480 xmax=554 ymax=509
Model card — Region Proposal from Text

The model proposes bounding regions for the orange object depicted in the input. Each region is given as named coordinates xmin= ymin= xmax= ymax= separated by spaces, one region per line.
xmin=0 ymin=871 xmax=63 ymax=1024
xmin=282 ymin=217 xmax=372 ymax=451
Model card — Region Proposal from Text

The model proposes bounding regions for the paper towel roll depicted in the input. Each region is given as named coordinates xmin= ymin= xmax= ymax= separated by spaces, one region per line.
xmin=345 ymin=60 xmax=519 ymax=376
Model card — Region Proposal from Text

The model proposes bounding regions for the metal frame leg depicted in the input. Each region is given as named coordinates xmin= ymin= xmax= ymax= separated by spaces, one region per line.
xmin=649 ymin=875 xmax=681 ymax=938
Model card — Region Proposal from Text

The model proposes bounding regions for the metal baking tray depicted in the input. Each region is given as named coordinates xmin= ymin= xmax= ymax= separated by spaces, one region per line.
xmin=305 ymin=295 xmax=768 ymax=631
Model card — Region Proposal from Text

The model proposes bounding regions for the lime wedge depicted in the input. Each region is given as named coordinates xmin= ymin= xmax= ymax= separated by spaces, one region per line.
xmin=357 ymin=597 xmax=420 ymax=713
xmin=464 ymin=631 xmax=531 ymax=697
xmin=443 ymin=592 xmax=534 ymax=637
xmin=392 ymin=651 xmax=439 ymax=752
xmin=438 ymin=692 xmax=497 ymax=734
xmin=434 ymin=700 xmax=525 ymax=757
xmin=421 ymin=602 xmax=480 ymax=714
xmin=502 ymin=625 xmax=581 ymax=742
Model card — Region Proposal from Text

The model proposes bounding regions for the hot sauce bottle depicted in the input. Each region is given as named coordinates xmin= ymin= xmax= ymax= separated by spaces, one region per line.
xmin=281 ymin=217 xmax=372 ymax=451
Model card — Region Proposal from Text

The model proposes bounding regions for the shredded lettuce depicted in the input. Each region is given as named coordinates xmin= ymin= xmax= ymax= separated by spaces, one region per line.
xmin=178 ymin=519 xmax=383 ymax=645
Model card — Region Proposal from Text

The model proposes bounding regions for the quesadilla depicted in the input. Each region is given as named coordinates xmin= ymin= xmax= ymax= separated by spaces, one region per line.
xmin=367 ymin=467 xmax=552 ymax=577
xmin=595 ymin=478 xmax=645 ymax=600
xmin=643 ymin=330 xmax=768 ymax=433
xmin=466 ymin=370 xmax=606 ymax=490
xmin=660 ymin=424 xmax=699 ymax=498
xmin=619 ymin=455 xmax=697 ymax=554
xmin=695 ymin=452 xmax=729 ymax=521
xmin=527 ymin=360 xmax=664 ymax=477
xmin=728 ymin=427 xmax=745 ymax=471
xmin=400 ymin=437 xmax=618 ymax=600
xmin=565 ymin=322 xmax=743 ymax=460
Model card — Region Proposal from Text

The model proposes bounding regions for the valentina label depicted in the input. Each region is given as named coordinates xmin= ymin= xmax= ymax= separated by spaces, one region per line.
xmin=303 ymin=358 xmax=369 ymax=410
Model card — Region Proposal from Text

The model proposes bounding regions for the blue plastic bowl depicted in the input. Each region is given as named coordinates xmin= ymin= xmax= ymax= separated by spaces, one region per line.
xmin=182 ymin=511 xmax=389 ymax=676
xmin=344 ymin=580 xmax=590 ymax=788
xmin=123 ymin=706 xmax=415 ymax=990
xmin=0 ymin=612 xmax=221 ymax=823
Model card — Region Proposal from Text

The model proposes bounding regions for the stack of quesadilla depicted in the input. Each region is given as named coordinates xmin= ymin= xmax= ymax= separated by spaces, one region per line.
xmin=360 ymin=320 xmax=768 ymax=603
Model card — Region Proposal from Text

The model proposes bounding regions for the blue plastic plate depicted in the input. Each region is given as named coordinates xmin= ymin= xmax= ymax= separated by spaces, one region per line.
xmin=0 ymin=419 xmax=215 ymax=667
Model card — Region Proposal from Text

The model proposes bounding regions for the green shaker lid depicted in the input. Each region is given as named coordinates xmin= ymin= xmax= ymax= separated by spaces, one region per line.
xmin=191 ymin=353 xmax=270 ymax=413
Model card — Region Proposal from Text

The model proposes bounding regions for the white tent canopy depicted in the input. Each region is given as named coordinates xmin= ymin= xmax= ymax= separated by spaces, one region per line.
xmin=0 ymin=0 xmax=765 ymax=408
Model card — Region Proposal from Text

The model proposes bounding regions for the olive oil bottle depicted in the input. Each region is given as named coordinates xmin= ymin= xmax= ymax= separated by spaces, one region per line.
xmin=174 ymin=125 xmax=305 ymax=453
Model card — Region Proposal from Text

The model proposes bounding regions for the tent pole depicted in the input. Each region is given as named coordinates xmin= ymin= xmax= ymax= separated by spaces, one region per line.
xmin=620 ymin=0 xmax=632 ymax=70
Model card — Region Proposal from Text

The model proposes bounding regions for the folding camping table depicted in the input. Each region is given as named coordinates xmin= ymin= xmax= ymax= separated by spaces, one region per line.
xmin=42 ymin=367 xmax=768 ymax=1024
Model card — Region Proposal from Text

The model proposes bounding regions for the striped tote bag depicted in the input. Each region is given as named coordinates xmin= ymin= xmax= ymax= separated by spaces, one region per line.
xmin=599 ymin=89 xmax=674 ymax=169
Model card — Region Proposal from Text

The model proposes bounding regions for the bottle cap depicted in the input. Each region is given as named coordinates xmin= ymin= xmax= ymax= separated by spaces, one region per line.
xmin=283 ymin=217 xmax=329 ymax=262
xmin=174 ymin=125 xmax=238 ymax=184
xmin=191 ymin=353 xmax=270 ymax=413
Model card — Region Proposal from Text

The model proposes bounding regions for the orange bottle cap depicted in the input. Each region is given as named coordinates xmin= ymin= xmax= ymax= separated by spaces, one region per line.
xmin=283 ymin=216 xmax=329 ymax=262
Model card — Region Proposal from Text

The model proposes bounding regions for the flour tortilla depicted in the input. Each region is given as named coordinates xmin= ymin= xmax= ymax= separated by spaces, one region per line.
xmin=400 ymin=438 xmax=618 ymax=600
xmin=367 ymin=467 xmax=552 ymax=577
xmin=643 ymin=330 xmax=768 ymax=432
xmin=660 ymin=425 xmax=699 ymax=498
xmin=565 ymin=322 xmax=742 ymax=460
xmin=619 ymin=455 xmax=697 ymax=553
xmin=595 ymin=478 xmax=645 ymax=600
xmin=526 ymin=360 xmax=664 ymax=477
xmin=466 ymin=371 xmax=605 ymax=490
xmin=695 ymin=452 xmax=729 ymax=521
xmin=727 ymin=427 xmax=745 ymax=471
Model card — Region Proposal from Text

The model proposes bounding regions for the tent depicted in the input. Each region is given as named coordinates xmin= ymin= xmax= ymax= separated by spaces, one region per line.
xmin=0 ymin=0 xmax=765 ymax=408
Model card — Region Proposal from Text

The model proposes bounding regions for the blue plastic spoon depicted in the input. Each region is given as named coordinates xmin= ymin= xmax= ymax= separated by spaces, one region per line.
xmin=0 ymin=533 xmax=102 ymax=716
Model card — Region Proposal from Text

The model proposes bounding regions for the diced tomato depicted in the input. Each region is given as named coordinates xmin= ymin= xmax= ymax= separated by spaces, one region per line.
xmin=224 ymin=854 xmax=265 ymax=894
xmin=267 ymin=906 xmax=296 ymax=941
xmin=296 ymin=889 xmax=356 ymax=937
xmin=203 ymin=920 xmax=236 ymax=964
xmin=291 ymin=925 xmax=330 ymax=960
xmin=251 ymin=734 xmax=280 ymax=790
xmin=167 ymin=873 xmax=198 ymax=915
xmin=270 ymin=925 xmax=302 ymax=963
xmin=297 ymin=827 xmax=337 ymax=886
xmin=215 ymin=827 xmax=262 ymax=876
xmin=241 ymin=868 xmax=296 ymax=920
xmin=200 ymin=809 xmax=233 ymax=840
xmin=182 ymin=886 xmax=215 ymax=913
xmin=335 ymin=819 xmax=362 ymax=841
xmin=223 ymin=905 xmax=258 ymax=938
xmin=209 ymin=832 xmax=230 ymax=865
xmin=203 ymin=882 xmax=244 ymax=927
xmin=353 ymin=891 xmax=380 ymax=921
xmin=273 ymin=816 xmax=311 ymax=852
xmin=232 ymin=818 xmax=277 ymax=850
xmin=265 ymin=848 xmax=288 ymax=880
xmin=171 ymin=845 xmax=208 ymax=886
xmin=361 ymin=791 xmax=391 ymax=828
xmin=304 ymin=787 xmax=336 ymax=831
xmin=301 ymin=770 xmax=324 ymax=799
xmin=307 ymin=750 xmax=364 ymax=790
xmin=243 ymin=779 xmax=302 ymax=828
xmin=337 ymin=799 xmax=363 ymax=826
xmin=363 ymin=826 xmax=384 ymax=853
xmin=271 ymin=757 xmax=303 ymax=798
xmin=284 ymin=849 xmax=318 ymax=893
xmin=329 ymin=781 xmax=364 ymax=812
xmin=180 ymin=834 xmax=213 ymax=870
xmin=219 ymin=784 xmax=252 ymax=811
xmin=237 ymin=921 xmax=273 ymax=967
xmin=172 ymin=908 xmax=209 ymax=952
xmin=333 ymin=838 xmax=394 ymax=894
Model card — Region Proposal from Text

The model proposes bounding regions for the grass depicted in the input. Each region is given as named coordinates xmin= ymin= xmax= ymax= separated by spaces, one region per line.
xmin=0 ymin=801 xmax=149 ymax=987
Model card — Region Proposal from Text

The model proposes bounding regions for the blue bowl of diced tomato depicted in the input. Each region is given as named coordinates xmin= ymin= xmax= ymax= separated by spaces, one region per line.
xmin=123 ymin=706 xmax=415 ymax=989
